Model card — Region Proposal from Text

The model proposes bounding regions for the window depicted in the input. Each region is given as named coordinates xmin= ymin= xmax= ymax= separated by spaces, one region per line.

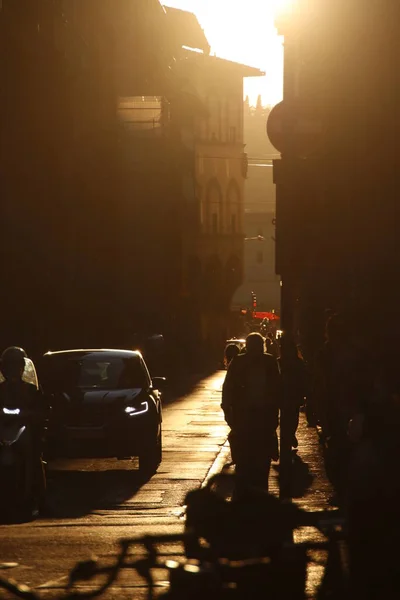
xmin=207 ymin=181 xmax=222 ymax=234
xmin=209 ymin=94 xmax=219 ymax=141
xmin=225 ymin=99 xmax=230 ymax=141
xmin=117 ymin=96 xmax=163 ymax=134
xmin=43 ymin=356 xmax=149 ymax=391
xmin=229 ymin=126 xmax=237 ymax=143
xmin=256 ymin=251 xmax=264 ymax=264
xmin=227 ymin=181 xmax=241 ymax=235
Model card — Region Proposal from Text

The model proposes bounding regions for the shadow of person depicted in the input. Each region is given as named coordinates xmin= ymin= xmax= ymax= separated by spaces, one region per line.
xmin=278 ymin=453 xmax=314 ymax=499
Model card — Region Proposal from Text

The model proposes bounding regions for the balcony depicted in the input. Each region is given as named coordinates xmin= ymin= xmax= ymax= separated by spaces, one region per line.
xmin=117 ymin=96 xmax=176 ymax=173
xmin=117 ymin=96 xmax=170 ymax=138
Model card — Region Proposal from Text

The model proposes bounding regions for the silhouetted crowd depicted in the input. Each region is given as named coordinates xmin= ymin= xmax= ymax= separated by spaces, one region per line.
xmin=222 ymin=315 xmax=400 ymax=598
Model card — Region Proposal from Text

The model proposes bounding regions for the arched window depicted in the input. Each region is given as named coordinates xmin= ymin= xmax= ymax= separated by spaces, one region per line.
xmin=204 ymin=97 xmax=210 ymax=140
xmin=208 ymin=92 xmax=219 ymax=141
xmin=227 ymin=180 xmax=242 ymax=234
xmin=206 ymin=180 xmax=222 ymax=234
xmin=227 ymin=98 xmax=240 ymax=144
xmin=224 ymin=99 xmax=229 ymax=141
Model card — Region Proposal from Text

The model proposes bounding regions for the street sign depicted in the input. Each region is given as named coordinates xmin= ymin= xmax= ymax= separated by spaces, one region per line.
xmin=267 ymin=101 xmax=325 ymax=156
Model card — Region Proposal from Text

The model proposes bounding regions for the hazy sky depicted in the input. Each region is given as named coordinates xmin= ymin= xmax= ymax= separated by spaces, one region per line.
xmin=164 ymin=0 xmax=284 ymax=106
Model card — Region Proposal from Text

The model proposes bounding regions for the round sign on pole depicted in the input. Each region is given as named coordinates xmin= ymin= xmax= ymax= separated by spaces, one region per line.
xmin=267 ymin=101 xmax=325 ymax=156
xmin=266 ymin=101 xmax=286 ymax=154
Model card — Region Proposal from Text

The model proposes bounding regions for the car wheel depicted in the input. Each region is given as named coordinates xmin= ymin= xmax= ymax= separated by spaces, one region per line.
xmin=139 ymin=425 xmax=162 ymax=474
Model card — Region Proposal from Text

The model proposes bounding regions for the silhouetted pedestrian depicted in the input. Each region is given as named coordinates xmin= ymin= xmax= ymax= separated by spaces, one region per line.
xmin=223 ymin=343 xmax=240 ymax=369
xmin=313 ymin=313 xmax=372 ymax=500
xmin=222 ymin=333 xmax=280 ymax=494
xmin=347 ymin=353 xmax=400 ymax=598
xmin=278 ymin=333 xmax=307 ymax=451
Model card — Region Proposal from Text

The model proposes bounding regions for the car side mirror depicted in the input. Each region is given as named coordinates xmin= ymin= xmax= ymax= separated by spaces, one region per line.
xmin=152 ymin=377 xmax=167 ymax=391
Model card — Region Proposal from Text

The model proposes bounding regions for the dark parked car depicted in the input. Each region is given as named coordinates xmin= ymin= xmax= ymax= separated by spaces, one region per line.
xmin=41 ymin=349 xmax=164 ymax=472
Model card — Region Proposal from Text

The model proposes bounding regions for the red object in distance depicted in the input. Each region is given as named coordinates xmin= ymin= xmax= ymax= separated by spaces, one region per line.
xmin=253 ymin=311 xmax=280 ymax=321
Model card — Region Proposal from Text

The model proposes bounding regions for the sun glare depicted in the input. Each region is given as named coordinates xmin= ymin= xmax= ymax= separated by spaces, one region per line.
xmin=165 ymin=0 xmax=284 ymax=106
xmin=271 ymin=0 xmax=295 ymax=15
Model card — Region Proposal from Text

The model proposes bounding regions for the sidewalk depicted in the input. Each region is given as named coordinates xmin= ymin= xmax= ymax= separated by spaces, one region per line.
xmin=272 ymin=411 xmax=334 ymax=509
xmin=206 ymin=376 xmax=337 ymax=599
xmin=208 ymin=387 xmax=334 ymax=510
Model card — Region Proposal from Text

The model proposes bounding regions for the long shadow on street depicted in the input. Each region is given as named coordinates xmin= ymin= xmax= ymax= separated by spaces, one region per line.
xmin=43 ymin=460 xmax=152 ymax=519
xmin=40 ymin=371 xmax=218 ymax=520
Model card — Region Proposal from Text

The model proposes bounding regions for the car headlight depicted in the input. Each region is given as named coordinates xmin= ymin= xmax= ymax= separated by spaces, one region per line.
xmin=3 ymin=408 xmax=21 ymax=415
xmin=124 ymin=401 xmax=148 ymax=416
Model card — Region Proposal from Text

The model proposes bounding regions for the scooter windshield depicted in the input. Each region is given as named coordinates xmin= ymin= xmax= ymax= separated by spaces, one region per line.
xmin=0 ymin=358 xmax=39 ymax=389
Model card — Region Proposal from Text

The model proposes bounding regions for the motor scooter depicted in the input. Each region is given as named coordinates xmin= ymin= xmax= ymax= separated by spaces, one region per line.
xmin=0 ymin=357 xmax=44 ymax=520
xmin=0 ymin=406 xmax=42 ymax=519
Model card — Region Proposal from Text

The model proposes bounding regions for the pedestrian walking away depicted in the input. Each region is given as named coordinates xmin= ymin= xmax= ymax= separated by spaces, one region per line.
xmin=224 ymin=343 xmax=240 ymax=369
xmin=313 ymin=313 xmax=373 ymax=502
xmin=221 ymin=333 xmax=280 ymax=495
xmin=278 ymin=333 xmax=308 ymax=452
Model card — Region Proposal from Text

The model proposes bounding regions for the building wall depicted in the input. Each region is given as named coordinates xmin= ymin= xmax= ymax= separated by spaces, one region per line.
xmin=0 ymin=2 xmax=83 ymax=352
xmin=194 ymin=74 xmax=245 ymax=243
xmin=58 ymin=10 xmax=250 ymax=359
xmin=273 ymin=0 xmax=400 ymax=346
xmin=175 ymin=59 xmax=250 ymax=352
xmin=235 ymin=210 xmax=280 ymax=311
xmin=233 ymin=161 xmax=280 ymax=312
xmin=0 ymin=0 xmax=182 ymax=354
xmin=0 ymin=1 xmax=256 ymax=365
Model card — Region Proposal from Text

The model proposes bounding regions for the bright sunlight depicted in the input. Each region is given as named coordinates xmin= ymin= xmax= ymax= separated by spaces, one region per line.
xmin=165 ymin=0 xmax=285 ymax=106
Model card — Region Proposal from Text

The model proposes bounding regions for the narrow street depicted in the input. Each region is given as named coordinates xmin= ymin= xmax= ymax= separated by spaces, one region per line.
xmin=0 ymin=371 xmax=334 ymax=599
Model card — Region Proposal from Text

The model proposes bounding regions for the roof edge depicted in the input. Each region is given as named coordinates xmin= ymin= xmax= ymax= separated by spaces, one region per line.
xmin=182 ymin=50 xmax=265 ymax=77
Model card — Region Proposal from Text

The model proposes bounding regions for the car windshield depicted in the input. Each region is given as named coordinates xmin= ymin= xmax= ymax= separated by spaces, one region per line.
xmin=43 ymin=355 xmax=149 ymax=391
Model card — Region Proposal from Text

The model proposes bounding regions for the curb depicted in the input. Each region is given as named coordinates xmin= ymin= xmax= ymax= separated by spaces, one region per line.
xmin=201 ymin=440 xmax=231 ymax=488
xmin=176 ymin=440 xmax=231 ymax=520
